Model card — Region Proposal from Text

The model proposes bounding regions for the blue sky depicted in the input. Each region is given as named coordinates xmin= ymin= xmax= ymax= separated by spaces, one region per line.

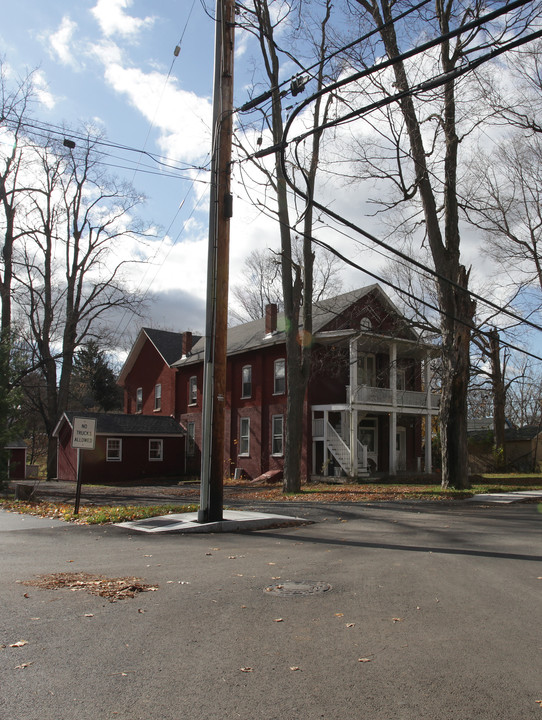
xmin=1 ymin=1 xmax=237 ymax=335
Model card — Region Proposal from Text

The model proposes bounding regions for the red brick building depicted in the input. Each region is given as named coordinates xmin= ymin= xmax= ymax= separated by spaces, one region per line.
xmin=119 ymin=285 xmax=439 ymax=482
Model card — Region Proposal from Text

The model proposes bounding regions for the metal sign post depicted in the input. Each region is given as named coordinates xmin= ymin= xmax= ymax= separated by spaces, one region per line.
xmin=72 ymin=417 xmax=96 ymax=515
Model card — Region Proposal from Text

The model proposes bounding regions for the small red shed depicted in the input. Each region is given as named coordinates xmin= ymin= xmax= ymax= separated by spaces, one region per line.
xmin=53 ymin=412 xmax=185 ymax=483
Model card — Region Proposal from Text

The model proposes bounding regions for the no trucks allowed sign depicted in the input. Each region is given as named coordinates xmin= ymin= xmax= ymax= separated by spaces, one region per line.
xmin=72 ymin=417 xmax=96 ymax=450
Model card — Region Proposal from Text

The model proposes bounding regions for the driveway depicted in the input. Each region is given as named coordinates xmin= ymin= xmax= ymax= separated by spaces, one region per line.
xmin=1 ymin=501 xmax=541 ymax=719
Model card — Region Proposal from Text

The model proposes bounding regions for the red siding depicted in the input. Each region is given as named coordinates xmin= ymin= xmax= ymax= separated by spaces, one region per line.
xmin=124 ymin=338 xmax=177 ymax=416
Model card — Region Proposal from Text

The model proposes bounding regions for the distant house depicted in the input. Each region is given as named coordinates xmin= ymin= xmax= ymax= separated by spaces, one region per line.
xmin=119 ymin=285 xmax=440 ymax=482
xmin=468 ymin=422 xmax=542 ymax=472
xmin=53 ymin=412 xmax=185 ymax=483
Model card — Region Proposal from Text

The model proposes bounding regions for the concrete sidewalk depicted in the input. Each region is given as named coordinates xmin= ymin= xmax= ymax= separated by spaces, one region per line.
xmin=468 ymin=489 xmax=542 ymax=504
xmin=117 ymin=509 xmax=309 ymax=533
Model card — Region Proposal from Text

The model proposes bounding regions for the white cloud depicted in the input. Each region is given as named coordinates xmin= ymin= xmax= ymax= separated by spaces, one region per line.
xmin=97 ymin=62 xmax=212 ymax=163
xmin=48 ymin=16 xmax=78 ymax=67
xmin=91 ymin=0 xmax=154 ymax=39
xmin=33 ymin=70 xmax=57 ymax=110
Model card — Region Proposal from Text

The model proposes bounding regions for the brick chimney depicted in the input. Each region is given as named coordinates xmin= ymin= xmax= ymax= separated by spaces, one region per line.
xmin=182 ymin=331 xmax=192 ymax=356
xmin=265 ymin=303 xmax=277 ymax=335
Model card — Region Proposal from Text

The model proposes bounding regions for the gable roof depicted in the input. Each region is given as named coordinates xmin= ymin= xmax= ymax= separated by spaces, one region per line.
xmin=117 ymin=327 xmax=201 ymax=385
xmin=173 ymin=284 xmax=418 ymax=367
xmin=53 ymin=412 xmax=185 ymax=437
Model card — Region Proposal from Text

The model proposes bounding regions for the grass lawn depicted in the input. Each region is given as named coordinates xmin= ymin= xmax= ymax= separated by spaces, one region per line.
xmin=2 ymin=473 xmax=542 ymax=523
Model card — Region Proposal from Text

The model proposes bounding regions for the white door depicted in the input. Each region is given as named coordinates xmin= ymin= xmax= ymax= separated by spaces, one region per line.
xmin=396 ymin=427 xmax=407 ymax=471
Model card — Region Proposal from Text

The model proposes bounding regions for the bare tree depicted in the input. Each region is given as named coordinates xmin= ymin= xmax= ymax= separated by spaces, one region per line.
xmin=230 ymin=237 xmax=343 ymax=323
xmin=14 ymin=132 xmax=149 ymax=478
xmin=0 ymin=61 xmax=40 ymax=337
xmin=235 ymin=0 xmax=338 ymax=491
xmin=338 ymin=0 xmax=539 ymax=488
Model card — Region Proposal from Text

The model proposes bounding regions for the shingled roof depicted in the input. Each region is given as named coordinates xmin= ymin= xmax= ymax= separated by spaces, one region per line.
xmin=173 ymin=284 xmax=412 ymax=367
xmin=54 ymin=412 xmax=185 ymax=437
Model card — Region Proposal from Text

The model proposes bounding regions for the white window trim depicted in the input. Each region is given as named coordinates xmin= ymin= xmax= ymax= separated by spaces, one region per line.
xmin=154 ymin=383 xmax=162 ymax=411
xmin=149 ymin=438 xmax=163 ymax=461
xmin=241 ymin=365 xmax=252 ymax=399
xmin=106 ymin=438 xmax=122 ymax=462
xmin=271 ymin=415 xmax=284 ymax=456
xmin=239 ymin=417 xmax=250 ymax=456
xmin=273 ymin=358 xmax=286 ymax=395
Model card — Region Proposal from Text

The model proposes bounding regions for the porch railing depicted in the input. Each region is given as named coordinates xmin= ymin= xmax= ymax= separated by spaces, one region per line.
xmin=351 ymin=385 xmax=440 ymax=410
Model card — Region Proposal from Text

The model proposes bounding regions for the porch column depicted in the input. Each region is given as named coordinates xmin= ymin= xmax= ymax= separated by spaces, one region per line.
xmin=389 ymin=343 xmax=397 ymax=475
xmin=350 ymin=408 xmax=358 ymax=477
xmin=425 ymin=352 xmax=433 ymax=474
xmin=323 ymin=409 xmax=329 ymax=477
xmin=349 ymin=336 xmax=358 ymax=404
xmin=389 ymin=411 xmax=397 ymax=475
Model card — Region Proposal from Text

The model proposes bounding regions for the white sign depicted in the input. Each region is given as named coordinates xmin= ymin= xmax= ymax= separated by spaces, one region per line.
xmin=72 ymin=417 xmax=97 ymax=450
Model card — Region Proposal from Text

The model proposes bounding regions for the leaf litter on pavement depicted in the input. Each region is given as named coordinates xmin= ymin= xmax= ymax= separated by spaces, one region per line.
xmin=20 ymin=572 xmax=158 ymax=602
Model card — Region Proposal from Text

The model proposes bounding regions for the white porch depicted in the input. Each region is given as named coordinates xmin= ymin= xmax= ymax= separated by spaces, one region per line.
xmin=311 ymin=331 xmax=439 ymax=478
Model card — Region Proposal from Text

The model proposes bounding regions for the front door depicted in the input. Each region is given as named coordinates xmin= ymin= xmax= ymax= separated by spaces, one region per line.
xmin=396 ymin=427 xmax=407 ymax=471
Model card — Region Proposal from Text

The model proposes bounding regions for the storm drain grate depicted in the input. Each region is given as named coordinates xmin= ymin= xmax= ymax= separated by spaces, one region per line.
xmin=265 ymin=580 xmax=332 ymax=597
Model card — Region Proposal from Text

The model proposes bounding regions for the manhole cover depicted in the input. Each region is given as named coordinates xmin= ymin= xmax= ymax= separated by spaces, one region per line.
xmin=265 ymin=581 xmax=332 ymax=597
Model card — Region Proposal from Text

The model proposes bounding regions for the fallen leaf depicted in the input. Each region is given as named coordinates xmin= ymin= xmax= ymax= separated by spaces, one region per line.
xmin=15 ymin=662 xmax=34 ymax=669
xmin=138 ymin=608 xmax=146 ymax=614
xmin=240 ymin=667 xmax=253 ymax=673
xmin=392 ymin=618 xmax=403 ymax=623
xmin=23 ymin=593 xmax=29 ymax=598
xmin=334 ymin=613 xmax=344 ymax=618
xmin=228 ymin=556 xmax=237 ymax=559
xmin=346 ymin=623 xmax=355 ymax=628
xmin=289 ymin=666 xmax=300 ymax=671
xmin=268 ymin=562 xmax=276 ymax=566
xmin=10 ymin=640 xmax=28 ymax=648
xmin=271 ymin=576 xmax=281 ymax=580
xmin=84 ymin=613 xmax=94 ymax=618
xmin=274 ymin=618 xmax=284 ymax=622
xmin=241 ymin=605 xmax=247 ymax=609
xmin=358 ymin=658 xmax=371 ymax=663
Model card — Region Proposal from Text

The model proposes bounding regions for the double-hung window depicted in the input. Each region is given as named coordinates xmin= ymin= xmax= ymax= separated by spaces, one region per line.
xmin=189 ymin=376 xmax=197 ymax=405
xmin=274 ymin=359 xmax=285 ymax=395
xmin=241 ymin=365 xmax=252 ymax=398
xmin=154 ymin=383 xmax=162 ymax=411
xmin=106 ymin=438 xmax=122 ymax=462
xmin=271 ymin=415 xmax=284 ymax=456
xmin=239 ymin=418 xmax=250 ymax=456
xmin=136 ymin=387 xmax=143 ymax=413
xmin=149 ymin=439 xmax=163 ymax=461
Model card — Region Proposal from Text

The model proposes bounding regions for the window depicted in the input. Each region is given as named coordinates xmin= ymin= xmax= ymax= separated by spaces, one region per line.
xmin=396 ymin=369 xmax=406 ymax=391
xmin=358 ymin=354 xmax=376 ymax=387
xmin=272 ymin=415 xmax=284 ymax=456
xmin=189 ymin=376 xmax=197 ymax=405
xmin=136 ymin=387 xmax=143 ymax=413
xmin=274 ymin=359 xmax=285 ymax=395
xmin=154 ymin=383 xmax=162 ymax=411
xmin=241 ymin=365 xmax=252 ymax=398
xmin=106 ymin=438 xmax=122 ymax=462
xmin=187 ymin=422 xmax=196 ymax=456
xmin=149 ymin=439 xmax=163 ymax=461
xmin=239 ymin=418 xmax=250 ymax=456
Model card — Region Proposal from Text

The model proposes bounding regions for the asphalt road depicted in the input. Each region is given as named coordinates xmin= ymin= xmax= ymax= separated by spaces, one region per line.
xmin=1 ymin=501 xmax=541 ymax=720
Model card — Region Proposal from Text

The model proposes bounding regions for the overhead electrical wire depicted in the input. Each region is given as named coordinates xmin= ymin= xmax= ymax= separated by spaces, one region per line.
xmin=271 ymin=3 xmax=542 ymax=336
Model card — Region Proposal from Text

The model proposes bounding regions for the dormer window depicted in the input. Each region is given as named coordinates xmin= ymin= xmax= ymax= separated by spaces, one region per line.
xmin=136 ymin=387 xmax=143 ymax=413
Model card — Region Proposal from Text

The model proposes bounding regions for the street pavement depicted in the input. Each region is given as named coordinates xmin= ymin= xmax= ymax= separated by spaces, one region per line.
xmin=1 ymin=500 xmax=541 ymax=719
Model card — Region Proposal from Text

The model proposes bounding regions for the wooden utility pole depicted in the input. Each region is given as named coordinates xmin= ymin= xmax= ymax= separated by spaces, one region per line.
xmin=198 ymin=0 xmax=235 ymax=523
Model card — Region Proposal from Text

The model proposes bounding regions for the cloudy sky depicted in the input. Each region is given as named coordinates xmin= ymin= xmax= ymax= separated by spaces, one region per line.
xmin=2 ymin=0 xmax=536 ymax=360
xmin=1 ymin=0 xmax=393 ymax=339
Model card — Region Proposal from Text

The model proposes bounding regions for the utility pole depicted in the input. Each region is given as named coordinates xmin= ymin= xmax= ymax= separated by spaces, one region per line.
xmin=198 ymin=0 xmax=235 ymax=523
